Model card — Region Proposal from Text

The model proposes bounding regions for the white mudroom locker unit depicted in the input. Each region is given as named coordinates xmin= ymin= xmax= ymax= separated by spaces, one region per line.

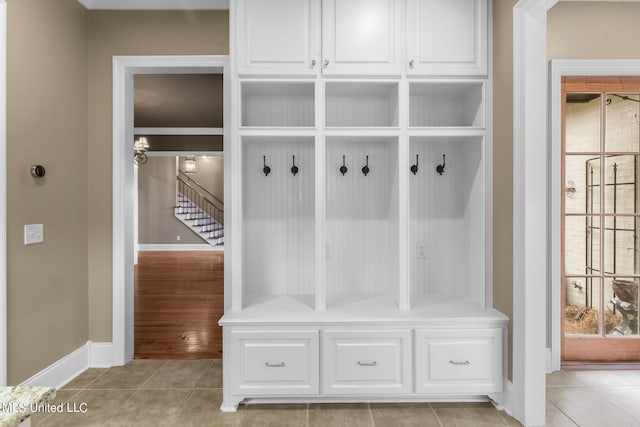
xmin=219 ymin=0 xmax=507 ymax=411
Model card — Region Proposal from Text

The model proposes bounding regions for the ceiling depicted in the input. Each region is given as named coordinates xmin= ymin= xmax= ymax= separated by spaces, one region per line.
xmin=134 ymin=74 xmax=223 ymax=152
xmin=134 ymin=74 xmax=223 ymax=128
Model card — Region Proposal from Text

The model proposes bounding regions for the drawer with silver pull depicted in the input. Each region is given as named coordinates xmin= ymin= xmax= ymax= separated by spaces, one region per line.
xmin=415 ymin=328 xmax=503 ymax=394
xmin=228 ymin=329 xmax=319 ymax=396
xmin=322 ymin=330 xmax=412 ymax=395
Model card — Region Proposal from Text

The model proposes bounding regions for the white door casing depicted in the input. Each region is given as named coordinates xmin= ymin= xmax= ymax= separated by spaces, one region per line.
xmin=112 ymin=55 xmax=229 ymax=366
xmin=548 ymin=59 xmax=640 ymax=372
xmin=513 ymin=0 xmax=558 ymax=425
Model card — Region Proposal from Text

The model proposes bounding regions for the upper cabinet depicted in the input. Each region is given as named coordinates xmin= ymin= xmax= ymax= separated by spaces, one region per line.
xmin=235 ymin=0 xmax=401 ymax=76
xmin=407 ymin=0 xmax=487 ymax=76
xmin=321 ymin=0 xmax=401 ymax=76
xmin=235 ymin=0 xmax=321 ymax=76
xmin=235 ymin=0 xmax=487 ymax=77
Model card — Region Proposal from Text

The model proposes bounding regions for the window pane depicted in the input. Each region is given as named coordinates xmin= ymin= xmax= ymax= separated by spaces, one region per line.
xmin=565 ymin=216 xmax=600 ymax=276
xmin=604 ymin=155 xmax=638 ymax=215
xmin=605 ymin=277 xmax=639 ymax=336
xmin=565 ymin=155 xmax=600 ymax=214
xmin=604 ymin=216 xmax=639 ymax=276
xmin=565 ymin=277 xmax=601 ymax=335
xmin=566 ymin=93 xmax=601 ymax=153
xmin=605 ymin=93 xmax=640 ymax=152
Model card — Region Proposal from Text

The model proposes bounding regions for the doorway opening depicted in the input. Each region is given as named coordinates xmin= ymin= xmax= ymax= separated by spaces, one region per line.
xmin=112 ymin=55 xmax=229 ymax=366
xmin=562 ymin=76 xmax=640 ymax=362
xmin=133 ymin=73 xmax=224 ymax=359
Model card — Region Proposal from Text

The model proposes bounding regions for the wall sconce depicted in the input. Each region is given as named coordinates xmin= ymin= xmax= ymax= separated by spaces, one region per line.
xmin=184 ymin=156 xmax=197 ymax=174
xmin=134 ymin=136 xmax=149 ymax=165
xmin=565 ymin=180 xmax=576 ymax=199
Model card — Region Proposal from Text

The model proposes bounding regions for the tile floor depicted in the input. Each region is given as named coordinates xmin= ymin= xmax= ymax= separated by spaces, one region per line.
xmin=28 ymin=360 xmax=640 ymax=426
xmin=546 ymin=369 xmax=640 ymax=427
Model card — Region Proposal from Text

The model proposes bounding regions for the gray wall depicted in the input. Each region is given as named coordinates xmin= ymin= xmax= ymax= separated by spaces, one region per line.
xmin=548 ymin=2 xmax=640 ymax=60
xmin=138 ymin=156 xmax=223 ymax=244
xmin=7 ymin=0 xmax=89 ymax=384
xmin=179 ymin=156 xmax=224 ymax=204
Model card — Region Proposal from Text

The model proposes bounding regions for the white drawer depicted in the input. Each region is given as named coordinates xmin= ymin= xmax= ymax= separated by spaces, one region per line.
xmin=229 ymin=330 xmax=319 ymax=396
xmin=415 ymin=329 xmax=503 ymax=394
xmin=322 ymin=330 xmax=412 ymax=395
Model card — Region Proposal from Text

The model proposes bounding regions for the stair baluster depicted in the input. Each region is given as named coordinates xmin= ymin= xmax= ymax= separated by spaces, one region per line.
xmin=175 ymin=171 xmax=224 ymax=247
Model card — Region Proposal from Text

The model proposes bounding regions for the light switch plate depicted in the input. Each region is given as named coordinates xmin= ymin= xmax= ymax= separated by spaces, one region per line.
xmin=24 ymin=224 xmax=44 ymax=245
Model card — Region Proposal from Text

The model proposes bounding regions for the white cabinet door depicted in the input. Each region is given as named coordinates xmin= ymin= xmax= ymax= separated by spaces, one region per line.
xmin=407 ymin=0 xmax=487 ymax=76
xmin=236 ymin=0 xmax=321 ymax=76
xmin=415 ymin=328 xmax=502 ymax=394
xmin=229 ymin=329 xmax=320 ymax=396
xmin=322 ymin=0 xmax=401 ymax=75
xmin=322 ymin=330 xmax=412 ymax=394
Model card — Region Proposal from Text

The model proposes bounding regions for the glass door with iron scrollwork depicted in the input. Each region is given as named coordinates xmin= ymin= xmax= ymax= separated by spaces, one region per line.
xmin=562 ymin=77 xmax=640 ymax=362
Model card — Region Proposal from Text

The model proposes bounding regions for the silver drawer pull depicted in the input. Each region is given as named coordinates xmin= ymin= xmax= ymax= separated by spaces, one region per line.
xmin=265 ymin=362 xmax=285 ymax=368
xmin=449 ymin=360 xmax=470 ymax=366
xmin=357 ymin=361 xmax=377 ymax=367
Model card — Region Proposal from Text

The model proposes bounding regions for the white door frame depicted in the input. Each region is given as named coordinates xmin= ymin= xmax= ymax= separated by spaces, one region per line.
xmin=512 ymin=1 xmax=557 ymax=425
xmin=112 ymin=55 xmax=229 ymax=365
xmin=549 ymin=59 xmax=640 ymax=372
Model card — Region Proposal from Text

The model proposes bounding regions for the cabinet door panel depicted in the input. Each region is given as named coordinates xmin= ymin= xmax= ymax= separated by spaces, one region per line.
xmin=407 ymin=0 xmax=487 ymax=75
xmin=322 ymin=330 xmax=411 ymax=394
xmin=229 ymin=330 xmax=320 ymax=395
xmin=415 ymin=329 xmax=502 ymax=394
xmin=322 ymin=0 xmax=401 ymax=75
xmin=236 ymin=0 xmax=320 ymax=75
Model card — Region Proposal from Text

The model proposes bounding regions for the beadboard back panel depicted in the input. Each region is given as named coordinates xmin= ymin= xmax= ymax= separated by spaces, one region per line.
xmin=242 ymin=137 xmax=316 ymax=308
xmin=409 ymin=82 xmax=484 ymax=128
xmin=409 ymin=137 xmax=485 ymax=306
xmin=325 ymin=82 xmax=399 ymax=127
xmin=241 ymin=82 xmax=315 ymax=127
xmin=325 ymin=137 xmax=399 ymax=308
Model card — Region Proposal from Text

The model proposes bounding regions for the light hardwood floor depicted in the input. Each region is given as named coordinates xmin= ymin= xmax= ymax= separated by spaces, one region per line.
xmin=134 ymin=250 xmax=224 ymax=359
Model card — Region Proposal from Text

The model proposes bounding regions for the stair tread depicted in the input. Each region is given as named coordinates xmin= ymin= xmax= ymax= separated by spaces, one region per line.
xmin=176 ymin=192 xmax=223 ymax=247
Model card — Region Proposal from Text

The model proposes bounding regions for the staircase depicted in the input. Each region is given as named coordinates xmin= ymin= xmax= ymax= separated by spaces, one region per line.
xmin=174 ymin=171 xmax=224 ymax=248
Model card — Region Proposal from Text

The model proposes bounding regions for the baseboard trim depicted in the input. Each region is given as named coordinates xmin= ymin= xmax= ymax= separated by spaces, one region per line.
xmin=88 ymin=341 xmax=113 ymax=368
xmin=138 ymin=244 xmax=222 ymax=251
xmin=489 ymin=379 xmax=514 ymax=415
xmin=18 ymin=341 xmax=113 ymax=389
xmin=19 ymin=343 xmax=89 ymax=389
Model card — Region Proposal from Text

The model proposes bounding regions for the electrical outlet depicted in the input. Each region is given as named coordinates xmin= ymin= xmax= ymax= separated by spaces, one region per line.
xmin=176 ymin=235 xmax=181 ymax=241
xmin=416 ymin=244 xmax=426 ymax=259
xmin=24 ymin=224 xmax=44 ymax=245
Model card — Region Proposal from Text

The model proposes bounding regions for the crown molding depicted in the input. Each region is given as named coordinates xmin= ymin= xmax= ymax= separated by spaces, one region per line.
xmin=78 ymin=0 xmax=229 ymax=10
